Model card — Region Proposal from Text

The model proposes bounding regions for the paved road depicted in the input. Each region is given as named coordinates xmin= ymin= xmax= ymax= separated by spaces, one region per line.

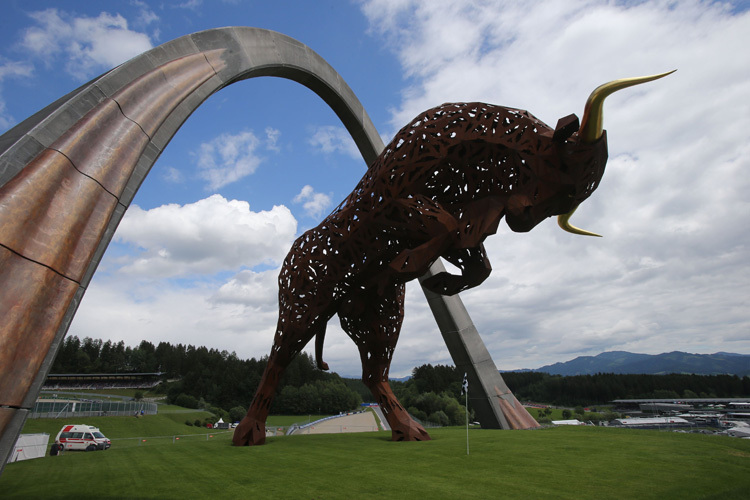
xmin=372 ymin=406 xmax=390 ymax=431
xmin=292 ymin=412 xmax=379 ymax=435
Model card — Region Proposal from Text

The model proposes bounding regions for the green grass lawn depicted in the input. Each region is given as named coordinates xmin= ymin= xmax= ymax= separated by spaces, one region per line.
xmin=4 ymin=420 xmax=749 ymax=499
xmin=19 ymin=410 xmax=219 ymax=448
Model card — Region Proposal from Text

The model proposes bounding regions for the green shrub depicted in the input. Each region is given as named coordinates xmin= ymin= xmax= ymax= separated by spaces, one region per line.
xmin=229 ymin=406 xmax=247 ymax=422
xmin=174 ymin=393 xmax=200 ymax=409
xmin=428 ymin=410 xmax=450 ymax=427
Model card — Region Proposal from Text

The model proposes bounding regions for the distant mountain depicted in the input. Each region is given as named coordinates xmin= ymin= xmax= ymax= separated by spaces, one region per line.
xmin=528 ymin=351 xmax=750 ymax=376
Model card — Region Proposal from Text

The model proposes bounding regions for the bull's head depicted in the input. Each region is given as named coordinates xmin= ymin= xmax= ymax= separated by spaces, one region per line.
xmin=504 ymin=71 xmax=675 ymax=237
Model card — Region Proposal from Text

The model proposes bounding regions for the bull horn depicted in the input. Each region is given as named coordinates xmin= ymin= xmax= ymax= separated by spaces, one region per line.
xmin=558 ymin=70 xmax=676 ymax=236
xmin=557 ymin=205 xmax=601 ymax=237
xmin=578 ymin=70 xmax=676 ymax=143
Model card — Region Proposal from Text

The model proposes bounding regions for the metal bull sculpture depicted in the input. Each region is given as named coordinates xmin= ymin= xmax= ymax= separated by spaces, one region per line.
xmin=233 ymin=71 xmax=673 ymax=446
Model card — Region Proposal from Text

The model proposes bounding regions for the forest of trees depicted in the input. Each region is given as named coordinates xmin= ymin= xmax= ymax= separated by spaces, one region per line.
xmin=502 ymin=371 xmax=750 ymax=407
xmin=51 ymin=336 xmax=362 ymax=421
xmin=392 ymin=364 xmax=469 ymax=426
xmin=396 ymin=364 xmax=749 ymax=408
xmin=50 ymin=336 xmax=750 ymax=424
xmin=50 ymin=336 xmax=471 ymax=426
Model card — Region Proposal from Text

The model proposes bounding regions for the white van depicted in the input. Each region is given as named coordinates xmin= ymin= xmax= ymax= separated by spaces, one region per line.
xmin=56 ymin=425 xmax=111 ymax=451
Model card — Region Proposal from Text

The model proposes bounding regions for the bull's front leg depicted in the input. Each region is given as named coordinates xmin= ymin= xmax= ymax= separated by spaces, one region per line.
xmin=339 ymin=286 xmax=431 ymax=442
xmin=420 ymin=244 xmax=492 ymax=296
xmin=385 ymin=196 xmax=459 ymax=279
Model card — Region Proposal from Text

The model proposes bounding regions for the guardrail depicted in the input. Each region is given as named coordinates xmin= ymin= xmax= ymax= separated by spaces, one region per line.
xmin=29 ymin=400 xmax=158 ymax=419
xmin=104 ymin=431 xmax=235 ymax=449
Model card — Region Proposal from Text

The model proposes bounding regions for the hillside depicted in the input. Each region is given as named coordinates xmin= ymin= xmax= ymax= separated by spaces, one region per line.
xmin=531 ymin=351 xmax=750 ymax=376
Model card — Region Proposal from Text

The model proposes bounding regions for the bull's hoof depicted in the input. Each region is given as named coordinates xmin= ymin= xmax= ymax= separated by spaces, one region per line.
xmin=391 ymin=421 xmax=431 ymax=442
xmin=232 ymin=417 xmax=266 ymax=446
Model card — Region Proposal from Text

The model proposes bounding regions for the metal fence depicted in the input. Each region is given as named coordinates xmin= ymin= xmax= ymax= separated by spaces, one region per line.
xmin=108 ymin=431 xmax=234 ymax=449
xmin=28 ymin=400 xmax=158 ymax=419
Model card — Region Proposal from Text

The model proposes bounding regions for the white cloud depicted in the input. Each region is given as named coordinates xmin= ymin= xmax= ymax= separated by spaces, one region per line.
xmin=265 ymin=127 xmax=281 ymax=152
xmin=69 ymin=276 xmax=280 ymax=362
xmin=21 ymin=9 xmax=153 ymax=80
xmin=211 ymin=269 xmax=280 ymax=309
xmin=196 ymin=130 xmax=263 ymax=190
xmin=308 ymin=125 xmax=361 ymax=159
xmin=115 ymin=194 xmax=297 ymax=277
xmin=177 ymin=0 xmax=203 ymax=10
xmin=162 ymin=166 xmax=184 ymax=184
xmin=293 ymin=185 xmax=333 ymax=219
xmin=68 ymin=194 xmax=296 ymax=366
xmin=0 ymin=60 xmax=34 ymax=130
xmin=357 ymin=0 xmax=750 ymax=370
xmin=131 ymin=0 xmax=160 ymax=29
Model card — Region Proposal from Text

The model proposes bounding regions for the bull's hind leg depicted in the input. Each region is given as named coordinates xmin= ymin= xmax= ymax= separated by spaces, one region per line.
xmin=233 ymin=318 xmax=327 ymax=446
xmin=232 ymin=340 xmax=287 ymax=446
xmin=339 ymin=285 xmax=430 ymax=442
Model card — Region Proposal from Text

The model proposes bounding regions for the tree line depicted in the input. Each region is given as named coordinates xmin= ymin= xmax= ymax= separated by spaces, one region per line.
xmin=50 ymin=337 xmax=470 ymax=426
xmin=51 ymin=337 xmax=748 ymax=424
xmin=390 ymin=364 xmax=750 ymax=416
xmin=50 ymin=336 xmax=362 ymax=421
xmin=392 ymin=365 xmax=750 ymax=409
xmin=502 ymin=371 xmax=750 ymax=407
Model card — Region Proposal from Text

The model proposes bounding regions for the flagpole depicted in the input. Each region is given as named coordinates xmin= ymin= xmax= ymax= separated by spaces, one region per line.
xmin=462 ymin=372 xmax=469 ymax=455
xmin=465 ymin=388 xmax=469 ymax=455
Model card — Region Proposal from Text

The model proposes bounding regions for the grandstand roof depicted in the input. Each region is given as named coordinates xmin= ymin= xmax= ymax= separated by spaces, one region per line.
xmin=47 ymin=372 xmax=163 ymax=379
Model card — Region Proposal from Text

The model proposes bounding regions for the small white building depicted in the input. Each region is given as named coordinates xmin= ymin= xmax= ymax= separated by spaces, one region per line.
xmin=213 ymin=417 xmax=229 ymax=429
xmin=614 ymin=417 xmax=690 ymax=427
xmin=552 ymin=419 xmax=586 ymax=426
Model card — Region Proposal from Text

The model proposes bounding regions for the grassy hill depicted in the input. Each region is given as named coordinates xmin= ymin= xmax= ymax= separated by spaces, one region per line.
xmin=3 ymin=411 xmax=749 ymax=499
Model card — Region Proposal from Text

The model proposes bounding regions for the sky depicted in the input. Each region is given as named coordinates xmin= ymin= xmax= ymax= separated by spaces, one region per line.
xmin=1 ymin=0 xmax=749 ymax=377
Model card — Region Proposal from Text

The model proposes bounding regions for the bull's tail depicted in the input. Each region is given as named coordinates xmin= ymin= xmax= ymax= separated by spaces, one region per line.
xmin=315 ymin=330 xmax=329 ymax=371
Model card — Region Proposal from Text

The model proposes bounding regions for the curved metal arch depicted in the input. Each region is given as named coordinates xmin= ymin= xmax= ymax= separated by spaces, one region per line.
xmin=0 ymin=27 xmax=527 ymax=469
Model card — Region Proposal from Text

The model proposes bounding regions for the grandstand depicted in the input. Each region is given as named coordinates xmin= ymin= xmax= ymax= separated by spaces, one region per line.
xmin=30 ymin=397 xmax=157 ymax=419
xmin=43 ymin=372 xmax=163 ymax=390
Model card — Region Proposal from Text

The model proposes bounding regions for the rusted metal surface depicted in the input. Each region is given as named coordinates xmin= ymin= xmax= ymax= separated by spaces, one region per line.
xmin=52 ymin=99 xmax=150 ymax=196
xmin=0 ymin=149 xmax=118 ymax=280
xmin=115 ymin=53 xmax=221 ymax=137
xmin=0 ymin=52 xmax=223 ymax=423
xmin=0 ymin=247 xmax=79 ymax=407
xmin=496 ymin=387 xmax=541 ymax=429
xmin=234 ymin=75 xmax=672 ymax=444
xmin=233 ymin=103 xmax=608 ymax=445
